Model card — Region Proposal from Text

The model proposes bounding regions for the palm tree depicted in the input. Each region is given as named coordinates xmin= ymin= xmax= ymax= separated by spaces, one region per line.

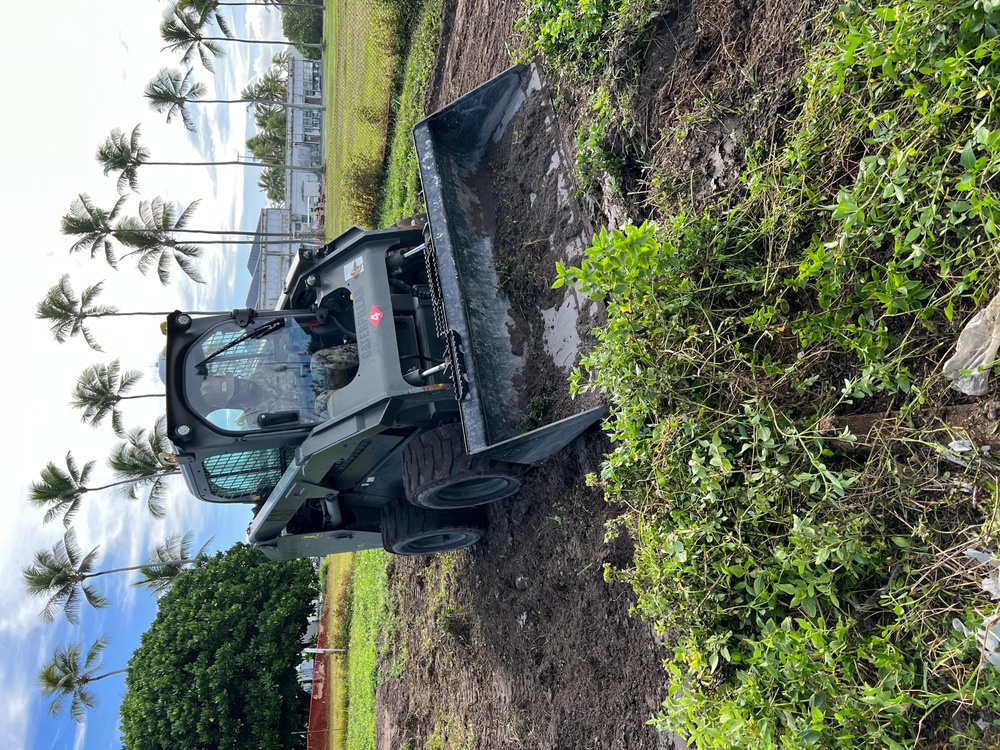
xmin=135 ymin=531 xmax=211 ymax=595
xmin=97 ymin=125 xmax=250 ymax=194
xmin=107 ymin=416 xmax=181 ymax=518
xmin=36 ymin=274 xmax=176 ymax=351
xmin=246 ymin=125 xmax=286 ymax=164
xmin=60 ymin=195 xmax=289 ymax=285
xmin=164 ymin=0 xmax=232 ymax=72
xmin=62 ymin=194 xmax=299 ymax=254
xmin=258 ymin=166 xmax=286 ymax=203
xmin=121 ymin=196 xmax=301 ymax=245
xmin=64 ymin=201 xmax=203 ymax=286
xmin=24 ymin=527 xmax=208 ymax=623
xmin=37 ymin=276 xmax=120 ymax=351
xmin=245 ymin=52 xmax=292 ymax=100
xmin=97 ymin=125 xmax=320 ymax=194
xmin=27 ymin=452 xmax=151 ymax=526
xmin=38 ymin=636 xmax=126 ymax=723
xmin=160 ymin=4 xmax=321 ymax=73
xmin=71 ymin=360 xmax=159 ymax=437
xmin=111 ymin=218 xmax=205 ymax=286
xmin=60 ymin=194 xmax=129 ymax=267
xmin=146 ymin=67 xmax=321 ymax=132
xmin=23 ymin=529 xmax=110 ymax=624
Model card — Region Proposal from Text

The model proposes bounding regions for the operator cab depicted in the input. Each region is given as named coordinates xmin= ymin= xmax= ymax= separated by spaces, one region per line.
xmin=181 ymin=310 xmax=359 ymax=434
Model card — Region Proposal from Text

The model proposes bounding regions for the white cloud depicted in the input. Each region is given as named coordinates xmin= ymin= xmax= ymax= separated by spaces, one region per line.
xmin=248 ymin=6 xmax=290 ymax=54
xmin=0 ymin=673 xmax=30 ymax=749
xmin=72 ymin=722 xmax=87 ymax=750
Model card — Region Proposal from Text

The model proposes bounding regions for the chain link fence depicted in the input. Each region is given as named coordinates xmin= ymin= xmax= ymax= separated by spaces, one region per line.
xmin=323 ymin=0 xmax=400 ymax=235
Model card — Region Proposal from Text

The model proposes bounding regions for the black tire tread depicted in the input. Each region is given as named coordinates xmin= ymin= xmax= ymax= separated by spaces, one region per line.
xmin=380 ymin=499 xmax=486 ymax=555
xmin=403 ymin=424 xmax=523 ymax=508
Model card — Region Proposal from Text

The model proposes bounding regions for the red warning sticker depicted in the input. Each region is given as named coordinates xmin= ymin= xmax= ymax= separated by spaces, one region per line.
xmin=369 ymin=306 xmax=384 ymax=326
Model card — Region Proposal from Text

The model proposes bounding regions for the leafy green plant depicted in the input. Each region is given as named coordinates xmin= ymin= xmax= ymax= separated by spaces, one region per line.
xmin=573 ymin=87 xmax=625 ymax=191
xmin=515 ymin=0 xmax=660 ymax=76
xmin=559 ymin=210 xmax=1000 ymax=746
xmin=523 ymin=0 xmax=1000 ymax=743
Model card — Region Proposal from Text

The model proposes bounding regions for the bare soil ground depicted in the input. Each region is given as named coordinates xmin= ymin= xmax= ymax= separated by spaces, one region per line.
xmin=375 ymin=0 xmax=837 ymax=747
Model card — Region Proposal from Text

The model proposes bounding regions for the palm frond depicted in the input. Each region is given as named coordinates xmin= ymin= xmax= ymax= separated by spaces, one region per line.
xmin=175 ymin=199 xmax=201 ymax=229
xmin=96 ymin=126 xmax=147 ymax=194
xmin=135 ymin=531 xmax=210 ymax=594
xmin=36 ymin=275 xmax=117 ymax=351
xmin=145 ymin=67 xmax=207 ymax=131
xmin=22 ymin=529 xmax=106 ymax=625
xmin=28 ymin=452 xmax=95 ymax=525
xmin=107 ymin=417 xmax=179 ymax=512
xmin=38 ymin=637 xmax=112 ymax=723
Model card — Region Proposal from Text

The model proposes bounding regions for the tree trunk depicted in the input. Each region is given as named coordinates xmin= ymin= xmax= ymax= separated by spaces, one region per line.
xmin=146 ymin=159 xmax=312 ymax=169
xmin=85 ymin=556 xmax=202 ymax=579
xmin=217 ymin=1 xmax=322 ymax=7
xmin=199 ymin=35 xmax=322 ymax=48
xmin=167 ymin=228 xmax=308 ymax=237
xmin=148 ymin=159 xmax=323 ymax=173
xmin=87 ymin=471 xmax=178 ymax=493
xmin=117 ymin=239 xmax=313 ymax=254
xmin=85 ymin=668 xmax=130 ymax=684
xmin=88 ymin=311 xmax=209 ymax=317
xmin=199 ymin=97 xmax=324 ymax=110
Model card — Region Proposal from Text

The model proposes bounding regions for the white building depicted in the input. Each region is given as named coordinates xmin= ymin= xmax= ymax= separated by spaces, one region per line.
xmin=246 ymin=53 xmax=325 ymax=310
xmin=285 ymin=53 xmax=324 ymax=213
xmin=245 ymin=209 xmax=298 ymax=309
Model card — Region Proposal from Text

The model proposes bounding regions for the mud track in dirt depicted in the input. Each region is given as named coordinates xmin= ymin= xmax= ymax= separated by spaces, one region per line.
xmin=376 ymin=0 xmax=835 ymax=746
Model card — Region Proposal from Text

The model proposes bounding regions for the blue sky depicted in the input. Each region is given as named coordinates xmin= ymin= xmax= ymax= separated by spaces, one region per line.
xmin=0 ymin=2 xmax=298 ymax=747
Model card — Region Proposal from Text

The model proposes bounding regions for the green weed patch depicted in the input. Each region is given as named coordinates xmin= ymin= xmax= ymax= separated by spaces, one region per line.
xmin=555 ymin=0 xmax=1000 ymax=745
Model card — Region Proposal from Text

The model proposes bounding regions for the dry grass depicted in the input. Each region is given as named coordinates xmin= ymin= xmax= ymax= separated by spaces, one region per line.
xmin=322 ymin=553 xmax=355 ymax=750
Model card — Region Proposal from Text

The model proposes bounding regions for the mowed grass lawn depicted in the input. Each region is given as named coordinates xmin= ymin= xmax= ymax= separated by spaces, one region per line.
xmin=323 ymin=0 xmax=397 ymax=236
xmin=317 ymin=552 xmax=387 ymax=750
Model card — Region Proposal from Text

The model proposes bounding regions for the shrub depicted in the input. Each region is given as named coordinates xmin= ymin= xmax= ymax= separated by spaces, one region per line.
xmin=344 ymin=154 xmax=385 ymax=228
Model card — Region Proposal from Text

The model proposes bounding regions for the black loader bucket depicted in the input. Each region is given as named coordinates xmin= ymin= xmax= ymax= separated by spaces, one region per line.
xmin=413 ymin=64 xmax=606 ymax=464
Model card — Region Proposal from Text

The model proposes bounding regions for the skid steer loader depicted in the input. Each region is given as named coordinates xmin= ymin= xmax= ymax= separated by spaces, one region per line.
xmin=162 ymin=65 xmax=605 ymax=559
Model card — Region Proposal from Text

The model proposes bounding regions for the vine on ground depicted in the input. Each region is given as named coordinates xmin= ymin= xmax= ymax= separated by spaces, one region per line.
xmin=554 ymin=0 xmax=1000 ymax=745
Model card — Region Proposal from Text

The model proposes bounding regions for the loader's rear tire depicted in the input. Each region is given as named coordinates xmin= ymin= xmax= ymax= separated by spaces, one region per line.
xmin=404 ymin=424 xmax=524 ymax=509
xmin=380 ymin=499 xmax=487 ymax=555
xmin=394 ymin=213 xmax=428 ymax=232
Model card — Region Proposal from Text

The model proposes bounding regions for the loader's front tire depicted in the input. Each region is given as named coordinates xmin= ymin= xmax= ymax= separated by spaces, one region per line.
xmin=381 ymin=499 xmax=487 ymax=555
xmin=404 ymin=424 xmax=524 ymax=509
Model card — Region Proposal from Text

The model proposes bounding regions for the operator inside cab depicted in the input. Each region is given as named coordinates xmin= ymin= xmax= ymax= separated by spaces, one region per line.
xmin=186 ymin=315 xmax=359 ymax=432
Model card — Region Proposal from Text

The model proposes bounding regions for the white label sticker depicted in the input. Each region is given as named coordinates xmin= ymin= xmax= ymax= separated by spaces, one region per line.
xmin=344 ymin=257 xmax=364 ymax=281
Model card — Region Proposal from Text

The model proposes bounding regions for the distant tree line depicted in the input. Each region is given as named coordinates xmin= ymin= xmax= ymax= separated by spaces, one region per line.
xmin=281 ymin=0 xmax=325 ymax=58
